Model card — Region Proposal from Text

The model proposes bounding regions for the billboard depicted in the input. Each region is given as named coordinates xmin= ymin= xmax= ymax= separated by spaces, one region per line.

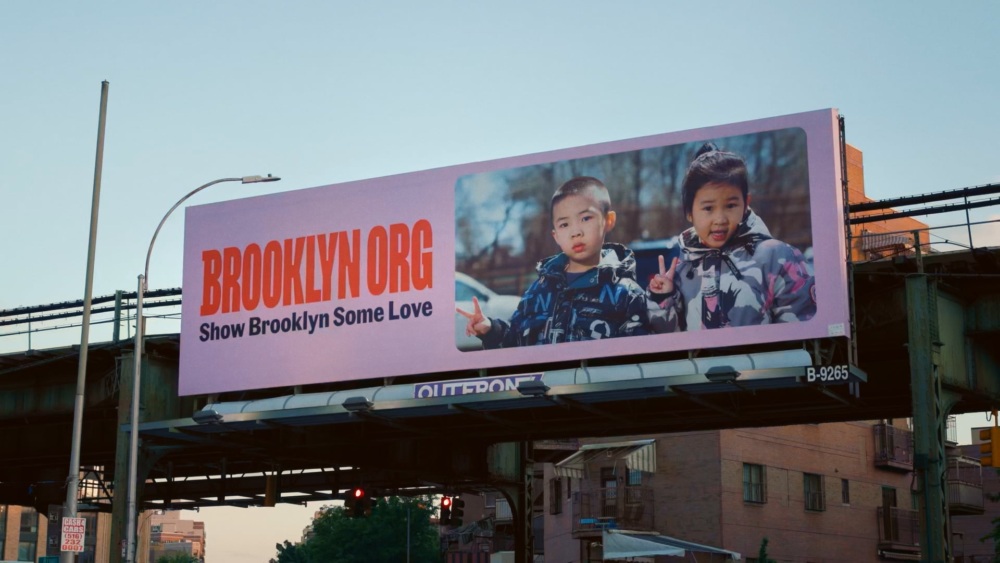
xmin=180 ymin=109 xmax=846 ymax=395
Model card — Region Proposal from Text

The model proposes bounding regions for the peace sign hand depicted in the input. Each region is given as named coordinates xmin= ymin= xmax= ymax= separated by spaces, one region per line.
xmin=648 ymin=254 xmax=679 ymax=295
xmin=456 ymin=296 xmax=493 ymax=336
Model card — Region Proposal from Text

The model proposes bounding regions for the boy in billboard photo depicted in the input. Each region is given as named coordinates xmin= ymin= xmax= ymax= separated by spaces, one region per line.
xmin=648 ymin=143 xmax=815 ymax=332
xmin=457 ymin=176 xmax=650 ymax=348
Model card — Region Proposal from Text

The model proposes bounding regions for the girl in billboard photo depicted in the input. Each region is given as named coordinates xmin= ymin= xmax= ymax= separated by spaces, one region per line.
xmin=647 ymin=143 xmax=816 ymax=332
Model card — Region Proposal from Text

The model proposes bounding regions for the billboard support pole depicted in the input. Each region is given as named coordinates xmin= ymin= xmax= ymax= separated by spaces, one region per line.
xmin=839 ymin=114 xmax=858 ymax=368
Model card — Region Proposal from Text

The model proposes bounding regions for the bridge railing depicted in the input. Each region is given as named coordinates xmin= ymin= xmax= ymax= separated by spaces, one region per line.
xmin=0 ymin=288 xmax=182 ymax=353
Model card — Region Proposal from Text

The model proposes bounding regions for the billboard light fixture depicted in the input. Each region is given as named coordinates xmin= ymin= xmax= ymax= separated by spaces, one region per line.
xmin=705 ymin=366 xmax=741 ymax=384
xmin=517 ymin=380 xmax=550 ymax=397
xmin=192 ymin=409 xmax=224 ymax=425
xmin=343 ymin=396 xmax=374 ymax=413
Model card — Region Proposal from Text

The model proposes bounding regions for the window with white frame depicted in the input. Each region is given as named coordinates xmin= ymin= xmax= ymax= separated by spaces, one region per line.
xmin=804 ymin=473 xmax=825 ymax=511
xmin=743 ymin=463 xmax=766 ymax=504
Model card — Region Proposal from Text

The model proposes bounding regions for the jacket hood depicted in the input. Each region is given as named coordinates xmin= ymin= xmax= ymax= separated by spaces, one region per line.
xmin=536 ymin=242 xmax=638 ymax=283
xmin=679 ymin=207 xmax=773 ymax=260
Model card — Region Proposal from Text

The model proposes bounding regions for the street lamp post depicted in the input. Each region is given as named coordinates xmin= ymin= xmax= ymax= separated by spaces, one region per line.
xmin=125 ymin=174 xmax=280 ymax=563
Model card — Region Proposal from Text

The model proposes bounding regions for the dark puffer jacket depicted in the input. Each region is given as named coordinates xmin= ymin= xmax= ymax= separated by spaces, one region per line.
xmin=481 ymin=243 xmax=650 ymax=349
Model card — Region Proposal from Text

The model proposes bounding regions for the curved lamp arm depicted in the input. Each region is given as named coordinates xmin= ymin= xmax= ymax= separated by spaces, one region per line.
xmin=124 ymin=172 xmax=279 ymax=563
xmin=143 ymin=174 xmax=280 ymax=287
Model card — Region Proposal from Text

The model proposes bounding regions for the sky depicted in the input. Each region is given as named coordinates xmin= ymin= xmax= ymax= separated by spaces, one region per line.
xmin=2 ymin=2 xmax=999 ymax=562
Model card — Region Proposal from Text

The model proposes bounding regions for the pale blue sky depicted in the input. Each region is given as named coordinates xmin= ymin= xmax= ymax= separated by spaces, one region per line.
xmin=2 ymin=2 xmax=999 ymax=561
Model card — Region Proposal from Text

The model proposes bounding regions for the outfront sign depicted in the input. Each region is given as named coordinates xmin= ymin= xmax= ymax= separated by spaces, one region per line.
xmin=180 ymin=109 xmax=847 ymax=395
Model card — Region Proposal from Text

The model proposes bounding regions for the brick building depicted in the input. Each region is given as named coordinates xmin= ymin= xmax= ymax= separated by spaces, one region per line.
xmin=148 ymin=510 xmax=206 ymax=563
xmin=536 ymin=422 xmax=923 ymax=562
xmin=952 ymin=440 xmax=1000 ymax=562
xmin=451 ymin=419 xmax=982 ymax=562
xmin=845 ymin=144 xmax=929 ymax=262
xmin=0 ymin=505 xmax=112 ymax=563
xmin=0 ymin=505 xmax=49 ymax=562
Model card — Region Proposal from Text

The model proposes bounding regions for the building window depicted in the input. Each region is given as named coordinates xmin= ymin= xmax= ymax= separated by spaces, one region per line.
xmin=18 ymin=507 xmax=38 ymax=562
xmin=743 ymin=463 xmax=767 ymax=504
xmin=804 ymin=473 xmax=825 ymax=512
xmin=841 ymin=478 xmax=850 ymax=505
xmin=549 ymin=478 xmax=563 ymax=515
xmin=18 ymin=541 xmax=36 ymax=563
xmin=601 ymin=467 xmax=618 ymax=517
xmin=625 ymin=468 xmax=642 ymax=504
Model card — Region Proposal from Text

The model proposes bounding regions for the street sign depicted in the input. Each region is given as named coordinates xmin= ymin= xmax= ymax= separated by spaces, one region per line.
xmin=60 ymin=516 xmax=86 ymax=553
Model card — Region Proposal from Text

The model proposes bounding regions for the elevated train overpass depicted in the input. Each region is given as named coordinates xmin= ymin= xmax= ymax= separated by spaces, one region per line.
xmin=2 ymin=190 xmax=1000 ymax=562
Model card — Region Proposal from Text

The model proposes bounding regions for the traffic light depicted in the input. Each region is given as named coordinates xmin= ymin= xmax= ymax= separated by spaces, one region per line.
xmin=980 ymin=426 xmax=1000 ymax=466
xmin=347 ymin=487 xmax=372 ymax=518
xmin=450 ymin=497 xmax=465 ymax=526
xmin=440 ymin=496 xmax=452 ymax=524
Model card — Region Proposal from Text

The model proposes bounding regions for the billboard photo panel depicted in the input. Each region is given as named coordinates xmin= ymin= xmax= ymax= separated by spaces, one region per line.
xmin=180 ymin=109 xmax=846 ymax=395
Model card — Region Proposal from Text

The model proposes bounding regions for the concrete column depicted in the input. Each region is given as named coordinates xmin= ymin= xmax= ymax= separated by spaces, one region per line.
xmin=907 ymin=274 xmax=955 ymax=563
xmin=110 ymin=350 xmax=137 ymax=563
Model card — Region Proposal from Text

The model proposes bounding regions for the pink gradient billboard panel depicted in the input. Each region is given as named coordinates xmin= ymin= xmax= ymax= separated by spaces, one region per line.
xmin=180 ymin=109 xmax=846 ymax=395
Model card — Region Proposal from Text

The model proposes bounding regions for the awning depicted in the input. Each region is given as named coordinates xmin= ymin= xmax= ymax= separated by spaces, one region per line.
xmin=553 ymin=439 xmax=656 ymax=479
xmin=602 ymin=529 xmax=741 ymax=560
xmin=861 ymin=232 xmax=911 ymax=250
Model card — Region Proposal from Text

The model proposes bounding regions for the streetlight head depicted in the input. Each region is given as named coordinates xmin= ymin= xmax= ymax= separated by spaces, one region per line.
xmin=241 ymin=174 xmax=281 ymax=184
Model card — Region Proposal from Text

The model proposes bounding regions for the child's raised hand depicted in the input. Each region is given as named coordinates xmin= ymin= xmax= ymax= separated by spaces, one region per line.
xmin=648 ymin=255 xmax=679 ymax=295
xmin=456 ymin=296 xmax=492 ymax=336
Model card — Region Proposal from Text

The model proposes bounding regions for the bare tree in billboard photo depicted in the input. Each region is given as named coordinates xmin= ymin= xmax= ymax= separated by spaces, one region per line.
xmin=454 ymin=126 xmax=815 ymax=351
xmin=456 ymin=176 xmax=650 ymax=349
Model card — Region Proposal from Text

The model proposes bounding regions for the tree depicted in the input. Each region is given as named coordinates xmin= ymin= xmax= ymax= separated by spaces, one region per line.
xmin=288 ymin=496 xmax=439 ymax=563
xmin=270 ymin=539 xmax=311 ymax=563
xmin=757 ymin=537 xmax=775 ymax=563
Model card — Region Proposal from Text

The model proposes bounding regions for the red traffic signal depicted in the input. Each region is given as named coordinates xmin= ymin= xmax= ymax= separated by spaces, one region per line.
xmin=346 ymin=487 xmax=372 ymax=518
xmin=440 ymin=496 xmax=452 ymax=524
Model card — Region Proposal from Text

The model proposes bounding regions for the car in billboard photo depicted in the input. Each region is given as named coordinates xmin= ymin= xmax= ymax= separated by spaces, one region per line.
xmin=628 ymin=236 xmax=682 ymax=288
xmin=455 ymin=272 xmax=521 ymax=351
